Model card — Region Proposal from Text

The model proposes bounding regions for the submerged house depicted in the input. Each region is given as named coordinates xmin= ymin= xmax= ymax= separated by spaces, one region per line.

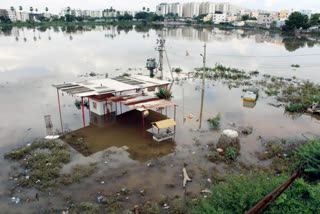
xmin=53 ymin=75 xmax=177 ymax=145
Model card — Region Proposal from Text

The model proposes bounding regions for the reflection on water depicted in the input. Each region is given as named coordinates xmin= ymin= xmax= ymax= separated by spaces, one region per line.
xmin=2 ymin=25 xmax=320 ymax=53
xmin=62 ymin=110 xmax=175 ymax=162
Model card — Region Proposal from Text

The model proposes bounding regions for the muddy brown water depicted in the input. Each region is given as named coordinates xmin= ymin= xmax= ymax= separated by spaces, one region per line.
xmin=0 ymin=26 xmax=320 ymax=213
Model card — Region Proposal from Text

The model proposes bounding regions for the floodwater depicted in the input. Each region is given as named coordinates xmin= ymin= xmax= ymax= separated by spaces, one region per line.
xmin=0 ymin=25 xmax=320 ymax=213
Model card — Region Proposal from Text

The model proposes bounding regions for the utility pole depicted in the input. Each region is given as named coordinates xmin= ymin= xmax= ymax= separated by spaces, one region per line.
xmin=199 ymin=43 xmax=206 ymax=129
xmin=157 ymin=30 xmax=165 ymax=80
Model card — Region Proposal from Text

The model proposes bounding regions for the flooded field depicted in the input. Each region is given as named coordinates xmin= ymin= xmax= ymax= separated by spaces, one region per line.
xmin=0 ymin=25 xmax=320 ymax=213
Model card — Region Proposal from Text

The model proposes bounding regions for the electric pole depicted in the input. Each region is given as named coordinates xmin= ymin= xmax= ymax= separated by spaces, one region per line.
xmin=157 ymin=30 xmax=165 ymax=80
xmin=199 ymin=43 xmax=206 ymax=129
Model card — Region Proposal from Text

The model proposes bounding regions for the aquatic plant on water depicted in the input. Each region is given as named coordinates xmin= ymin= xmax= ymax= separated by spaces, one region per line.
xmin=207 ymin=113 xmax=221 ymax=127
xmin=226 ymin=147 xmax=236 ymax=160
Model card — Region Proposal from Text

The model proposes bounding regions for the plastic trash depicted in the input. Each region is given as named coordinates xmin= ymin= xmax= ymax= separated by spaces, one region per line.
xmin=217 ymin=148 xmax=223 ymax=153
xmin=187 ymin=114 xmax=194 ymax=119
xmin=15 ymin=198 xmax=20 ymax=204
xmin=96 ymin=196 xmax=103 ymax=202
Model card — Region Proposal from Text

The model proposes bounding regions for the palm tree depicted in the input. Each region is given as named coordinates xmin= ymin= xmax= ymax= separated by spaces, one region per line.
xmin=147 ymin=8 xmax=150 ymax=12
xmin=30 ymin=7 xmax=33 ymax=13
xmin=45 ymin=7 xmax=49 ymax=12
xmin=19 ymin=6 xmax=23 ymax=11
xmin=142 ymin=7 xmax=146 ymax=11
xmin=10 ymin=6 xmax=14 ymax=12
xmin=67 ymin=6 xmax=71 ymax=15
xmin=35 ymin=8 xmax=38 ymax=13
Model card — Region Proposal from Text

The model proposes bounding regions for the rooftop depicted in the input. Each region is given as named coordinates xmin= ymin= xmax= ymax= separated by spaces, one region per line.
xmin=52 ymin=75 xmax=170 ymax=97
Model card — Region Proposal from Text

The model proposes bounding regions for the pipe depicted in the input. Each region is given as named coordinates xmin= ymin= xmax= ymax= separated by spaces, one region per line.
xmin=57 ymin=89 xmax=64 ymax=133
xmin=81 ymin=97 xmax=85 ymax=127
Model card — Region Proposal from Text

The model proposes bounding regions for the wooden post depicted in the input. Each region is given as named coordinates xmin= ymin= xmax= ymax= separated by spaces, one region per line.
xmin=57 ymin=89 xmax=64 ymax=133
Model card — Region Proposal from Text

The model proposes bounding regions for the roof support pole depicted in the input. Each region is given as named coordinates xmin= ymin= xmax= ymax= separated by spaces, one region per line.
xmin=81 ymin=97 xmax=85 ymax=127
xmin=142 ymin=111 xmax=145 ymax=137
xmin=57 ymin=89 xmax=64 ymax=133
xmin=120 ymin=92 xmax=122 ymax=114
xmin=166 ymin=84 xmax=168 ymax=100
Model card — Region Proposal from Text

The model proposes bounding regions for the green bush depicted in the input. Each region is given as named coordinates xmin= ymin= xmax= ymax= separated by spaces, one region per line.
xmin=174 ymin=67 xmax=182 ymax=73
xmin=265 ymin=90 xmax=279 ymax=96
xmin=226 ymin=147 xmax=236 ymax=160
xmin=296 ymin=139 xmax=320 ymax=182
xmin=155 ymin=87 xmax=172 ymax=100
xmin=208 ymin=113 xmax=221 ymax=127
xmin=193 ymin=172 xmax=320 ymax=214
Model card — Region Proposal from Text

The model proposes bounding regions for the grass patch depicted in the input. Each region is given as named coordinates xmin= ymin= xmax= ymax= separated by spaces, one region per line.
xmin=4 ymin=140 xmax=70 ymax=189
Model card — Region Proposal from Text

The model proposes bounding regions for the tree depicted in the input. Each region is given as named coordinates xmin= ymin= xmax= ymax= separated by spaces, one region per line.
xmin=135 ymin=12 xmax=149 ymax=20
xmin=35 ymin=8 xmax=38 ymax=13
xmin=142 ymin=7 xmax=146 ymax=11
xmin=147 ymin=8 xmax=150 ymax=12
xmin=117 ymin=13 xmax=133 ymax=21
xmin=45 ymin=7 xmax=49 ymax=13
xmin=65 ymin=14 xmax=75 ymax=22
xmin=67 ymin=6 xmax=71 ymax=15
xmin=19 ymin=6 xmax=23 ymax=11
xmin=30 ymin=7 xmax=33 ymax=13
xmin=310 ymin=13 xmax=320 ymax=26
xmin=282 ymin=12 xmax=310 ymax=32
xmin=241 ymin=14 xmax=249 ymax=21
xmin=0 ymin=15 xmax=12 ymax=23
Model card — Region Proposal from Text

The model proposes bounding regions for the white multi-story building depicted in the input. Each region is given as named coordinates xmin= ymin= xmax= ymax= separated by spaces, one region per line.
xmin=212 ymin=13 xmax=227 ymax=24
xmin=257 ymin=14 xmax=278 ymax=28
xmin=7 ymin=9 xmax=17 ymax=22
xmin=168 ymin=3 xmax=183 ymax=17
xmin=182 ymin=2 xmax=200 ymax=17
xmin=156 ymin=3 xmax=168 ymax=16
xmin=90 ymin=10 xmax=103 ymax=18
xmin=299 ymin=10 xmax=312 ymax=17
xmin=16 ymin=11 xmax=29 ymax=22
xmin=199 ymin=2 xmax=216 ymax=15
xmin=74 ymin=10 xmax=82 ymax=17
xmin=82 ymin=10 xmax=91 ymax=17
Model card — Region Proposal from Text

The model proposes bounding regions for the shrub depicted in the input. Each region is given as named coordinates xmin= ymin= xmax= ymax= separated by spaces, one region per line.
xmin=265 ymin=90 xmax=279 ymax=96
xmin=89 ymin=72 xmax=97 ymax=77
xmin=155 ymin=87 xmax=172 ymax=100
xmin=193 ymin=172 xmax=320 ymax=214
xmin=74 ymin=99 xmax=89 ymax=110
xmin=208 ymin=113 xmax=221 ymax=127
xmin=174 ymin=67 xmax=182 ymax=73
xmin=296 ymin=139 xmax=320 ymax=182
xmin=226 ymin=147 xmax=236 ymax=160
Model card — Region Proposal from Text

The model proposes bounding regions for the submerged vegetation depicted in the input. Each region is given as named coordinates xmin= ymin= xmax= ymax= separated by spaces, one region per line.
xmin=207 ymin=113 xmax=221 ymax=127
xmin=156 ymin=87 xmax=173 ymax=100
xmin=4 ymin=140 xmax=97 ymax=189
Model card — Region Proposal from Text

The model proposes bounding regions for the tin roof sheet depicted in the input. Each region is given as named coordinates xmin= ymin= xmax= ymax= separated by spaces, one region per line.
xmin=52 ymin=75 xmax=170 ymax=97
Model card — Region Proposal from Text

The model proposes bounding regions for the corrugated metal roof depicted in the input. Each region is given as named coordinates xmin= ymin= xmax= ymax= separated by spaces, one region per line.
xmin=107 ymin=93 xmax=176 ymax=111
xmin=52 ymin=75 xmax=170 ymax=97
